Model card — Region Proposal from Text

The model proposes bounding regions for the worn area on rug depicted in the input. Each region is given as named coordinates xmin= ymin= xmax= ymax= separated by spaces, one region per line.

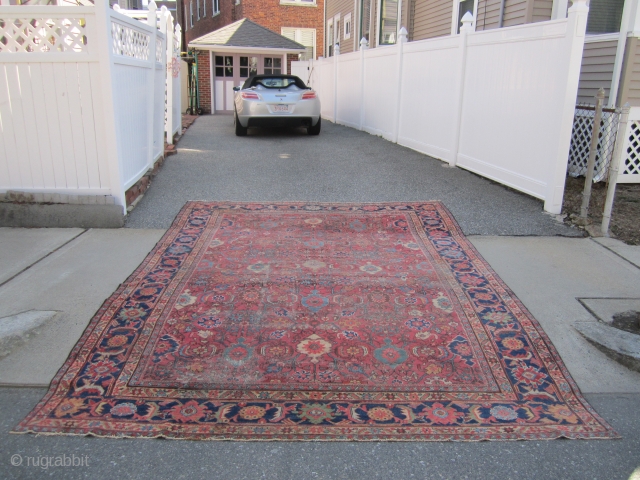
xmin=13 ymin=202 xmax=618 ymax=441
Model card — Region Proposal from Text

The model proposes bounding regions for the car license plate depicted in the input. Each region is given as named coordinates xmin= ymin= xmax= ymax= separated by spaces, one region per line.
xmin=274 ymin=104 xmax=289 ymax=112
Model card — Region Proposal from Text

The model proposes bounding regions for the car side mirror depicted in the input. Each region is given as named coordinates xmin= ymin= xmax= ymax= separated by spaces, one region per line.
xmin=233 ymin=86 xmax=240 ymax=91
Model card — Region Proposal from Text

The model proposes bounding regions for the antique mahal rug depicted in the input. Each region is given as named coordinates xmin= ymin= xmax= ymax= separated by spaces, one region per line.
xmin=14 ymin=202 xmax=618 ymax=441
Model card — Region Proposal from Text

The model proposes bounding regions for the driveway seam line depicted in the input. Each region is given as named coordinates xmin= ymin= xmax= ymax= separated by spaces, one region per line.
xmin=0 ymin=229 xmax=88 ymax=290
xmin=589 ymin=238 xmax=640 ymax=271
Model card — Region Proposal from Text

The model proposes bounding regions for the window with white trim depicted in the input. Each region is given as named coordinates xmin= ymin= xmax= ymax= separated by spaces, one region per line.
xmin=344 ymin=13 xmax=351 ymax=40
xmin=586 ymin=0 xmax=624 ymax=34
xmin=327 ymin=19 xmax=333 ymax=56
xmin=264 ymin=57 xmax=282 ymax=75
xmin=280 ymin=0 xmax=316 ymax=5
xmin=379 ymin=0 xmax=398 ymax=45
xmin=203 ymin=0 xmax=206 ymax=17
xmin=452 ymin=0 xmax=476 ymax=34
xmin=197 ymin=0 xmax=201 ymax=19
xmin=190 ymin=1 xmax=194 ymax=27
xmin=282 ymin=27 xmax=316 ymax=60
xmin=213 ymin=0 xmax=220 ymax=14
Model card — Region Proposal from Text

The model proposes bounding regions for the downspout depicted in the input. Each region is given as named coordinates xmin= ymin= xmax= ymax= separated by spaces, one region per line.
xmin=609 ymin=0 xmax=635 ymax=107
xmin=498 ymin=0 xmax=506 ymax=27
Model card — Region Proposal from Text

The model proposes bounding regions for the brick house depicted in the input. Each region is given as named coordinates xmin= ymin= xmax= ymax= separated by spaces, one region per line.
xmin=179 ymin=0 xmax=323 ymax=58
xmin=176 ymin=0 xmax=324 ymax=113
xmin=188 ymin=19 xmax=306 ymax=113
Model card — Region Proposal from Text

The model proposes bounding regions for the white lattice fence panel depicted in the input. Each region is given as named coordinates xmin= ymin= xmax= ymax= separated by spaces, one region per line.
xmin=0 ymin=17 xmax=87 ymax=53
xmin=155 ymin=33 xmax=163 ymax=63
xmin=568 ymin=107 xmax=619 ymax=183
xmin=111 ymin=21 xmax=149 ymax=60
xmin=619 ymin=116 xmax=640 ymax=183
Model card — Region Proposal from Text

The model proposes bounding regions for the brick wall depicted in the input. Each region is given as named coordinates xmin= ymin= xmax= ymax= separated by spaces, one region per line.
xmin=286 ymin=53 xmax=298 ymax=76
xmin=243 ymin=0 xmax=324 ymax=59
xmin=183 ymin=0 xmax=242 ymax=45
xmin=196 ymin=50 xmax=212 ymax=113
xmin=180 ymin=0 xmax=324 ymax=58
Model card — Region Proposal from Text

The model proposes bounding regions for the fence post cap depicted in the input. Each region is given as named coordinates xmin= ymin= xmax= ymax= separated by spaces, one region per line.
xmin=568 ymin=0 xmax=588 ymax=13
xmin=398 ymin=27 xmax=408 ymax=43
xmin=147 ymin=2 xmax=157 ymax=27
xmin=113 ymin=4 xmax=121 ymax=11
xmin=460 ymin=12 xmax=474 ymax=31
xmin=360 ymin=37 xmax=368 ymax=49
xmin=334 ymin=43 xmax=340 ymax=55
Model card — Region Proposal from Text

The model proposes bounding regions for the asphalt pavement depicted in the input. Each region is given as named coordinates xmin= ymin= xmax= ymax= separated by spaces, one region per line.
xmin=126 ymin=116 xmax=581 ymax=237
xmin=1 ymin=116 xmax=639 ymax=480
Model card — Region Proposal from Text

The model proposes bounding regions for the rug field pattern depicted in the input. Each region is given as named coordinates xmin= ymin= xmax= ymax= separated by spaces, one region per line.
xmin=14 ymin=202 xmax=617 ymax=441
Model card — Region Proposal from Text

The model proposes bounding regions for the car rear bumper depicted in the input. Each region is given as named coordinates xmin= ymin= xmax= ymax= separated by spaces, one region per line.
xmin=242 ymin=116 xmax=319 ymax=128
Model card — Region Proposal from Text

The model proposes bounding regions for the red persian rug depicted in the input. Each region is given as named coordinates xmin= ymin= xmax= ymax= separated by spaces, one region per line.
xmin=15 ymin=202 xmax=618 ymax=441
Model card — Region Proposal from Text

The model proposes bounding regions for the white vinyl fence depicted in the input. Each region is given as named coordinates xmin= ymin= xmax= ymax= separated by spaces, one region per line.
xmin=294 ymin=0 xmax=590 ymax=214
xmin=0 ymin=0 xmax=181 ymax=211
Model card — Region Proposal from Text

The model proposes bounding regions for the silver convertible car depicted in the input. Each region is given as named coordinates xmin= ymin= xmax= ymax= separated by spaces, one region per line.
xmin=233 ymin=75 xmax=321 ymax=136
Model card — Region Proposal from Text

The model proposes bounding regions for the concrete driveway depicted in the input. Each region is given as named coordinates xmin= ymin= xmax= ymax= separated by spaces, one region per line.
xmin=1 ymin=117 xmax=640 ymax=480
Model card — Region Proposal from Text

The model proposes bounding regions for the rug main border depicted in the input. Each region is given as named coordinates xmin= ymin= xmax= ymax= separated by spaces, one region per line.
xmin=12 ymin=201 xmax=620 ymax=441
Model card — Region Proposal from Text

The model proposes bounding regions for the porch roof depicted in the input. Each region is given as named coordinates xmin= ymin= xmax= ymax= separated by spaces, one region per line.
xmin=188 ymin=18 xmax=306 ymax=54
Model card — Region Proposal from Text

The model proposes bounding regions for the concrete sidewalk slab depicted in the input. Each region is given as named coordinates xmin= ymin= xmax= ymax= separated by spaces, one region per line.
xmin=594 ymin=237 xmax=640 ymax=268
xmin=0 ymin=228 xmax=84 ymax=285
xmin=0 ymin=228 xmax=165 ymax=386
xmin=469 ymin=236 xmax=640 ymax=393
xmin=0 ymin=310 xmax=59 ymax=359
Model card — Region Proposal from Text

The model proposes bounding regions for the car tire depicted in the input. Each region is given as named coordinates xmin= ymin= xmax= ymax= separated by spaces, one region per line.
xmin=307 ymin=117 xmax=321 ymax=136
xmin=235 ymin=110 xmax=247 ymax=137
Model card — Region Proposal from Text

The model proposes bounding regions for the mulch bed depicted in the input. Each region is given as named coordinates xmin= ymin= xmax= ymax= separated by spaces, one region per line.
xmin=563 ymin=176 xmax=640 ymax=245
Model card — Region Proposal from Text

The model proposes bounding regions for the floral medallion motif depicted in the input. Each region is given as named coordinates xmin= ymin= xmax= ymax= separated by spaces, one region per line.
xmin=296 ymin=334 xmax=331 ymax=364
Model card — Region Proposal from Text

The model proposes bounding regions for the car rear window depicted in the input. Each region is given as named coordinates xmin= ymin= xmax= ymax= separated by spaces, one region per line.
xmin=243 ymin=76 xmax=307 ymax=89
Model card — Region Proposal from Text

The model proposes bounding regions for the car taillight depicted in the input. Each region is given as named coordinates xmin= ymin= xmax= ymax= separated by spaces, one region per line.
xmin=241 ymin=92 xmax=260 ymax=99
xmin=301 ymin=91 xmax=316 ymax=100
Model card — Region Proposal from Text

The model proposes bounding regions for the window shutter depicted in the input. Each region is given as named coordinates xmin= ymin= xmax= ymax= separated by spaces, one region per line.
xmin=281 ymin=28 xmax=296 ymax=41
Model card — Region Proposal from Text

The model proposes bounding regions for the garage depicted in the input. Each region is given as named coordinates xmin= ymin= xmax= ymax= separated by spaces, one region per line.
xmin=189 ymin=18 xmax=306 ymax=114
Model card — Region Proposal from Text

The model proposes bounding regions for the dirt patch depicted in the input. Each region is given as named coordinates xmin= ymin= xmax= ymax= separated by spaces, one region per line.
xmin=563 ymin=176 xmax=640 ymax=245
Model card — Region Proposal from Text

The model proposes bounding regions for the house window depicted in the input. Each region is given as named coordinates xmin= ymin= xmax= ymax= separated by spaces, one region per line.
xmin=264 ymin=57 xmax=282 ymax=75
xmin=586 ymin=0 xmax=624 ymax=34
xmin=203 ymin=0 xmax=206 ymax=16
xmin=239 ymin=57 xmax=258 ymax=77
xmin=215 ymin=56 xmax=234 ymax=77
xmin=280 ymin=0 xmax=317 ymax=5
xmin=197 ymin=0 xmax=201 ymax=19
xmin=360 ymin=0 xmax=372 ymax=42
xmin=327 ymin=19 xmax=334 ymax=56
xmin=454 ymin=0 xmax=475 ymax=33
xmin=379 ymin=0 xmax=398 ymax=45
xmin=190 ymin=1 xmax=194 ymax=27
xmin=344 ymin=13 xmax=352 ymax=40
xmin=282 ymin=27 xmax=316 ymax=60
xmin=213 ymin=0 xmax=219 ymax=14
